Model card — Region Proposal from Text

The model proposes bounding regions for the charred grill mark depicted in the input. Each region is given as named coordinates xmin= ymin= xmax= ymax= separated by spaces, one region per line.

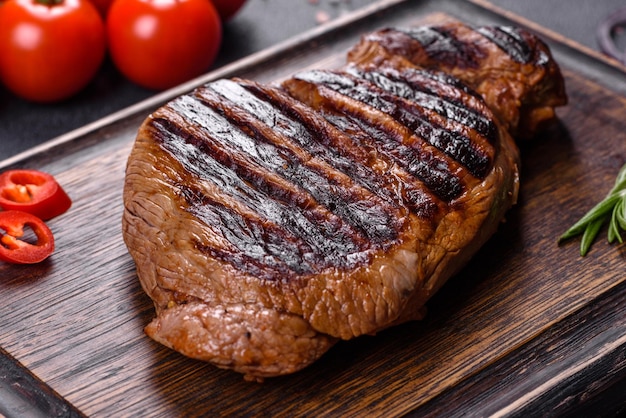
xmin=476 ymin=26 xmax=533 ymax=64
xmin=203 ymin=80 xmax=389 ymax=204
xmin=397 ymin=26 xmax=486 ymax=69
xmin=150 ymin=115 xmax=374 ymax=279
xmin=392 ymin=66 xmax=481 ymax=99
xmin=192 ymin=82 xmax=402 ymax=244
xmin=283 ymin=76 xmax=466 ymax=202
xmin=181 ymin=186 xmax=320 ymax=278
xmin=239 ymin=79 xmax=444 ymax=219
xmin=291 ymin=69 xmax=492 ymax=178
xmin=346 ymin=65 xmax=498 ymax=144
xmin=331 ymin=112 xmax=464 ymax=201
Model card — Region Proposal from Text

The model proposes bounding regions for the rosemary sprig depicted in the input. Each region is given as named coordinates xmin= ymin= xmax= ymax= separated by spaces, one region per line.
xmin=559 ymin=163 xmax=626 ymax=256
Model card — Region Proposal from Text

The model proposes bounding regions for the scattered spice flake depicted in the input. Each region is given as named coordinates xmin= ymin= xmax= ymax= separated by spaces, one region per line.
xmin=309 ymin=0 xmax=355 ymax=25
xmin=316 ymin=10 xmax=331 ymax=24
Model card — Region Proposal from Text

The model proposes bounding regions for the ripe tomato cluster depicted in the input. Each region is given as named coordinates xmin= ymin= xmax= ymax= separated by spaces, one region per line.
xmin=0 ymin=0 xmax=246 ymax=103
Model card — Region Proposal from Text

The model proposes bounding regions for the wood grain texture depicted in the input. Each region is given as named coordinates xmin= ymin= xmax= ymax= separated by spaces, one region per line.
xmin=417 ymin=280 xmax=626 ymax=417
xmin=1 ymin=0 xmax=626 ymax=416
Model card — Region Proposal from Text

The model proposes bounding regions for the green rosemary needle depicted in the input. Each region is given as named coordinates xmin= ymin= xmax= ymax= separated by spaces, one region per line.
xmin=559 ymin=163 xmax=626 ymax=256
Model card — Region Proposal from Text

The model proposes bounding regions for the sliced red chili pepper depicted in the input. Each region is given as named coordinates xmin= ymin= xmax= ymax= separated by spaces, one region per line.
xmin=0 ymin=210 xmax=55 ymax=264
xmin=0 ymin=169 xmax=72 ymax=220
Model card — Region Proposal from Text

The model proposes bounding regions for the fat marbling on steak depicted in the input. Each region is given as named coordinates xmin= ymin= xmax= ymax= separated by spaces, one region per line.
xmin=122 ymin=22 xmax=567 ymax=380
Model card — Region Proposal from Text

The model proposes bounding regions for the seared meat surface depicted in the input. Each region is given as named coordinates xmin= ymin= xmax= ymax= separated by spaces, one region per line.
xmin=122 ymin=22 xmax=567 ymax=380
xmin=348 ymin=23 xmax=567 ymax=137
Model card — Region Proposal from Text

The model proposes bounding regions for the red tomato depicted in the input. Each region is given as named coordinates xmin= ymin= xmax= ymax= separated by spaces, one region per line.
xmin=211 ymin=0 xmax=246 ymax=21
xmin=89 ymin=0 xmax=114 ymax=16
xmin=0 ymin=169 xmax=72 ymax=220
xmin=0 ymin=0 xmax=106 ymax=103
xmin=0 ymin=210 xmax=55 ymax=264
xmin=106 ymin=0 xmax=222 ymax=90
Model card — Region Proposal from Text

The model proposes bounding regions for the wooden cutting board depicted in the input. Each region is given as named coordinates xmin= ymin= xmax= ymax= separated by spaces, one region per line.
xmin=2 ymin=0 xmax=626 ymax=416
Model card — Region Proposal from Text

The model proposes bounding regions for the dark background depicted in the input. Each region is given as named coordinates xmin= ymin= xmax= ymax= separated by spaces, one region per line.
xmin=0 ymin=0 xmax=624 ymax=161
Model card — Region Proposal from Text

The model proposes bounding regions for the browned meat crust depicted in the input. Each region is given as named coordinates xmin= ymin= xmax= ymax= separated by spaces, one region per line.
xmin=347 ymin=23 xmax=568 ymax=138
xmin=122 ymin=22 xmax=567 ymax=380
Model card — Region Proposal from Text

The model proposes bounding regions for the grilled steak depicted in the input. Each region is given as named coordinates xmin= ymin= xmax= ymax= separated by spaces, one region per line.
xmin=122 ymin=22 xmax=567 ymax=380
